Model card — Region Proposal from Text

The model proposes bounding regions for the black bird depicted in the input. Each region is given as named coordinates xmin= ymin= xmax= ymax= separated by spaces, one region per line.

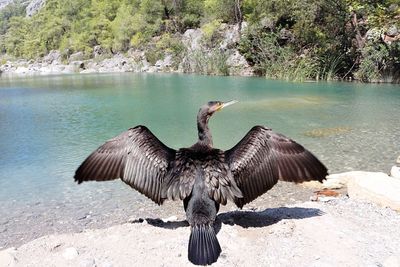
xmin=74 ymin=100 xmax=328 ymax=265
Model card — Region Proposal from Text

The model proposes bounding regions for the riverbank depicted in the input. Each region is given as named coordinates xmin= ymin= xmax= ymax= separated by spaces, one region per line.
xmin=1 ymin=197 xmax=399 ymax=267
xmin=2 ymin=169 xmax=400 ymax=266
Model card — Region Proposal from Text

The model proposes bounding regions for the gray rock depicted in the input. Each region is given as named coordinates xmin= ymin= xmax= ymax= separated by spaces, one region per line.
xmin=43 ymin=50 xmax=61 ymax=65
xmin=70 ymin=61 xmax=85 ymax=70
xmin=182 ymin=29 xmax=202 ymax=50
xmin=226 ymin=50 xmax=253 ymax=76
xmin=26 ymin=0 xmax=45 ymax=17
xmin=366 ymin=28 xmax=382 ymax=41
xmin=93 ymin=45 xmax=105 ymax=58
xmin=220 ymin=24 xmax=241 ymax=50
xmin=155 ymin=55 xmax=173 ymax=71
xmin=386 ymin=25 xmax=398 ymax=37
xmin=69 ymin=52 xmax=84 ymax=63
xmin=0 ymin=0 xmax=13 ymax=10
xmin=347 ymin=171 xmax=400 ymax=211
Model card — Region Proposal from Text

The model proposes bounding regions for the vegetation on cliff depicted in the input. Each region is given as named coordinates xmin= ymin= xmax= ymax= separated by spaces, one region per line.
xmin=0 ymin=0 xmax=399 ymax=82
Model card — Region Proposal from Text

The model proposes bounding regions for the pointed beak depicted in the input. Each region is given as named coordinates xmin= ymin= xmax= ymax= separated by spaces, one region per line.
xmin=220 ymin=100 xmax=238 ymax=110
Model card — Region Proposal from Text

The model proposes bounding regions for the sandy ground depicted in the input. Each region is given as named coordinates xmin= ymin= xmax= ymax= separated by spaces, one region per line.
xmin=2 ymin=197 xmax=400 ymax=267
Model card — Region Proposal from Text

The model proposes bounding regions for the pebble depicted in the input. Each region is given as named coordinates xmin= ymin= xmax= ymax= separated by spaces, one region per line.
xmin=79 ymin=258 xmax=96 ymax=267
xmin=63 ymin=247 xmax=79 ymax=260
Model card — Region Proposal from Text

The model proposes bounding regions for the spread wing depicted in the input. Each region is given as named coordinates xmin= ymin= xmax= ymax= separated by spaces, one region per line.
xmin=225 ymin=126 xmax=328 ymax=208
xmin=74 ymin=125 xmax=176 ymax=204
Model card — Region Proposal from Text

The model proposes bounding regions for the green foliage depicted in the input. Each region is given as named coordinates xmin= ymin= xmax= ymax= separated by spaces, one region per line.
xmin=0 ymin=0 xmax=399 ymax=81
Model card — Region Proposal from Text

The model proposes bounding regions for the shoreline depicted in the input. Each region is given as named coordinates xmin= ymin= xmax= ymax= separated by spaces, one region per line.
xmin=1 ymin=197 xmax=399 ymax=267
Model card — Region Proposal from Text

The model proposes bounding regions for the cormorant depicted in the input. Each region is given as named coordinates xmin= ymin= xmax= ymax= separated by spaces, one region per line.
xmin=74 ymin=100 xmax=328 ymax=265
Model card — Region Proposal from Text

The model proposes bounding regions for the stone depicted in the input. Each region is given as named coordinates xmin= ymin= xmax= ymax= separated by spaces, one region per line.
xmin=390 ymin=166 xmax=400 ymax=179
xmin=63 ymin=247 xmax=79 ymax=260
xmin=155 ymin=55 xmax=173 ymax=71
xmin=347 ymin=171 xmax=400 ymax=211
xmin=14 ymin=66 xmax=30 ymax=75
xmin=79 ymin=258 xmax=96 ymax=267
xmin=69 ymin=52 xmax=84 ymax=63
xmin=383 ymin=255 xmax=400 ymax=267
xmin=182 ymin=29 xmax=202 ymax=50
xmin=93 ymin=45 xmax=105 ymax=58
xmin=0 ymin=247 xmax=17 ymax=267
xmin=26 ymin=0 xmax=46 ymax=17
xmin=386 ymin=25 xmax=398 ymax=37
xmin=43 ymin=50 xmax=61 ymax=65
xmin=303 ymin=171 xmax=352 ymax=190
xmin=226 ymin=50 xmax=253 ymax=76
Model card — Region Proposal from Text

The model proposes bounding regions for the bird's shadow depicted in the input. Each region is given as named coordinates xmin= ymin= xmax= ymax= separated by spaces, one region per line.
xmin=132 ymin=207 xmax=323 ymax=234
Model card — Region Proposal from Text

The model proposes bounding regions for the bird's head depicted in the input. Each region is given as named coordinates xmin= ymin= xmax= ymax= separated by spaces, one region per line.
xmin=199 ymin=100 xmax=238 ymax=119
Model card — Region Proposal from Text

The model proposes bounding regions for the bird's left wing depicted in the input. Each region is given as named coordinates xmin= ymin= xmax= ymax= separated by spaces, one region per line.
xmin=225 ymin=126 xmax=328 ymax=208
xmin=74 ymin=125 xmax=176 ymax=205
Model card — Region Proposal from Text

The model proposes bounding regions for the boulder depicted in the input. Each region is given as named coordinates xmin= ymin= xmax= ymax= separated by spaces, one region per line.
xmin=26 ymin=0 xmax=46 ymax=17
xmin=226 ymin=50 xmax=253 ymax=76
xmin=386 ymin=25 xmax=398 ymax=37
xmin=155 ymin=54 xmax=173 ymax=71
xmin=182 ymin=29 xmax=202 ymax=50
xmin=347 ymin=171 xmax=400 ymax=211
xmin=390 ymin=166 xmax=400 ymax=179
xmin=390 ymin=156 xmax=400 ymax=179
xmin=93 ymin=45 xmax=105 ymax=58
xmin=62 ymin=247 xmax=79 ymax=260
xmin=69 ymin=52 xmax=84 ymax=63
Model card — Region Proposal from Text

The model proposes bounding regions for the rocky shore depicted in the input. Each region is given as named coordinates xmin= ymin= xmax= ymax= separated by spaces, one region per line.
xmin=1 ymin=170 xmax=400 ymax=267
xmin=0 ymin=25 xmax=254 ymax=78
xmin=1 ymin=198 xmax=399 ymax=267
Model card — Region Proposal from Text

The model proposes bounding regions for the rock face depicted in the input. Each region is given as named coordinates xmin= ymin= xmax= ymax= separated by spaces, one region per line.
xmin=347 ymin=171 xmax=400 ymax=211
xmin=0 ymin=0 xmax=12 ymax=9
xmin=26 ymin=0 xmax=45 ymax=17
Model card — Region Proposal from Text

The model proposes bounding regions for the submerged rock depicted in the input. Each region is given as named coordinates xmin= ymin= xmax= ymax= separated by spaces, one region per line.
xmin=303 ymin=127 xmax=352 ymax=138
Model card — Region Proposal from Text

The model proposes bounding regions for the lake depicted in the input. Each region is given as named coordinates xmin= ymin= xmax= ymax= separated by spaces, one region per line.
xmin=0 ymin=73 xmax=399 ymax=247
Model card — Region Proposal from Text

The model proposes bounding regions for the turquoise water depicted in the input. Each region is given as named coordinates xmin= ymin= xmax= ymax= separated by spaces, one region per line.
xmin=0 ymin=73 xmax=399 ymax=205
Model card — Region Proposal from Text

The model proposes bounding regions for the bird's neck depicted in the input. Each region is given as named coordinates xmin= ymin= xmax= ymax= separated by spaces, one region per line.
xmin=197 ymin=114 xmax=213 ymax=147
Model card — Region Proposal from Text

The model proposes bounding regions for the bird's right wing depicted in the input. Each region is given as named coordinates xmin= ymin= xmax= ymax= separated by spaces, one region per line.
xmin=74 ymin=125 xmax=176 ymax=204
xmin=225 ymin=126 xmax=328 ymax=208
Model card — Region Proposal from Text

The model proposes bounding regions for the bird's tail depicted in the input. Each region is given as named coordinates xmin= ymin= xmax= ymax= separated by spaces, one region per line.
xmin=188 ymin=224 xmax=221 ymax=266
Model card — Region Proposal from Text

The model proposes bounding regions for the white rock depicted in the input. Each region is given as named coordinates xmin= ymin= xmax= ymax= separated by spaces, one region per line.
xmin=63 ymin=247 xmax=79 ymax=260
xmin=14 ymin=66 xmax=30 ymax=74
xmin=162 ymin=216 xmax=177 ymax=222
xmin=0 ymin=247 xmax=17 ymax=267
xmin=323 ymin=172 xmax=354 ymax=189
xmin=390 ymin=166 xmax=400 ymax=179
xmin=383 ymin=255 xmax=400 ymax=267
xmin=347 ymin=171 xmax=400 ymax=211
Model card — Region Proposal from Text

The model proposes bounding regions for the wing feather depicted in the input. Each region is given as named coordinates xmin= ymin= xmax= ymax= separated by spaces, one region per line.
xmin=226 ymin=126 xmax=328 ymax=208
xmin=74 ymin=125 xmax=176 ymax=204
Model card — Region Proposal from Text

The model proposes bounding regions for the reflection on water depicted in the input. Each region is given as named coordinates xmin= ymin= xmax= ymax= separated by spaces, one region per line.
xmin=0 ymin=73 xmax=399 ymax=246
